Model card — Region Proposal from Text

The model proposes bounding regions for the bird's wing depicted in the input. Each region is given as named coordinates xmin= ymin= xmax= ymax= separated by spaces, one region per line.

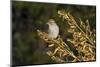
xmin=43 ymin=23 xmax=49 ymax=33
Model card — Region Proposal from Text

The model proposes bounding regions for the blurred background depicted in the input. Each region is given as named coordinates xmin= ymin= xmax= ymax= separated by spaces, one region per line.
xmin=12 ymin=1 xmax=96 ymax=66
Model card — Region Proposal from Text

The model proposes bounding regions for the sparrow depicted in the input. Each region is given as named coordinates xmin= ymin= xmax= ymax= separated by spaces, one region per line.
xmin=43 ymin=19 xmax=59 ymax=39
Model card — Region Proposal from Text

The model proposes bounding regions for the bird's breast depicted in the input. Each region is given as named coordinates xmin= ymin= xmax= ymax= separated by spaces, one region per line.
xmin=48 ymin=24 xmax=59 ymax=39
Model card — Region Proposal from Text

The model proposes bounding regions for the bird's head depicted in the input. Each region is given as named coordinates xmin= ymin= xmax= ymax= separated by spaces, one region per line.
xmin=47 ymin=19 xmax=56 ymax=26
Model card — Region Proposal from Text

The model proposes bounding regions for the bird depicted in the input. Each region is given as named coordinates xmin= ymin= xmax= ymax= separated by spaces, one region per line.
xmin=43 ymin=19 xmax=59 ymax=39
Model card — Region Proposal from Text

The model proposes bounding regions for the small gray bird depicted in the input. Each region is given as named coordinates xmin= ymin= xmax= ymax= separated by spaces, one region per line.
xmin=43 ymin=19 xmax=59 ymax=39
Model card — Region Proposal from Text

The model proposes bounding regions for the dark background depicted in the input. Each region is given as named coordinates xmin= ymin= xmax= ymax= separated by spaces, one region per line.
xmin=12 ymin=1 xmax=96 ymax=66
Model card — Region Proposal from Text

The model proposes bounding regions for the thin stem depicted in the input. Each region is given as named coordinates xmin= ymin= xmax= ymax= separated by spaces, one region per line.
xmin=67 ymin=14 xmax=95 ymax=48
